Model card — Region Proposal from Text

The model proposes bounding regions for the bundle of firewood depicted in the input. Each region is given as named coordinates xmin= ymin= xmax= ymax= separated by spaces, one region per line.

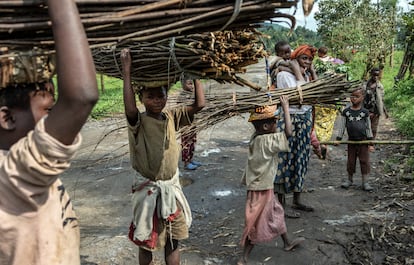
xmin=0 ymin=47 xmax=55 ymax=88
xmin=171 ymin=74 xmax=361 ymax=134
xmin=92 ymin=29 xmax=268 ymax=89
xmin=0 ymin=0 xmax=296 ymax=50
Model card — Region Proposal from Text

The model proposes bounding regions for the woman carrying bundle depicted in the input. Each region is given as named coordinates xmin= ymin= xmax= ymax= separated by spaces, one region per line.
xmin=273 ymin=44 xmax=317 ymax=218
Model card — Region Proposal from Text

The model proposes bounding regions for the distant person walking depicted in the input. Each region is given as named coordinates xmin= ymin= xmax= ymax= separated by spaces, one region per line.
xmin=363 ymin=67 xmax=388 ymax=152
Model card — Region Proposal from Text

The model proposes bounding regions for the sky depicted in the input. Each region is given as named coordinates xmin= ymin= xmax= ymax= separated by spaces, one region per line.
xmin=291 ymin=0 xmax=413 ymax=32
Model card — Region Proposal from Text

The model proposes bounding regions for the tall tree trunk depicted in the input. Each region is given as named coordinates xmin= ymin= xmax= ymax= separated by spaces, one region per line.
xmin=389 ymin=43 xmax=394 ymax=67
xmin=395 ymin=41 xmax=414 ymax=82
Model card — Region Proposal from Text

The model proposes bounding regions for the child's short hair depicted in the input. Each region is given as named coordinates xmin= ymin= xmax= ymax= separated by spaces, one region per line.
xmin=251 ymin=118 xmax=276 ymax=131
xmin=318 ymin=46 xmax=328 ymax=55
xmin=352 ymin=85 xmax=366 ymax=96
xmin=0 ymin=81 xmax=54 ymax=109
xmin=136 ymin=85 xmax=168 ymax=102
xmin=274 ymin=40 xmax=289 ymax=54
xmin=370 ymin=67 xmax=380 ymax=74
xmin=180 ymin=74 xmax=193 ymax=87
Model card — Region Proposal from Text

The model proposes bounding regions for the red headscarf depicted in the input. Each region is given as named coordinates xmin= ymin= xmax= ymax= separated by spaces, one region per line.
xmin=291 ymin=44 xmax=317 ymax=60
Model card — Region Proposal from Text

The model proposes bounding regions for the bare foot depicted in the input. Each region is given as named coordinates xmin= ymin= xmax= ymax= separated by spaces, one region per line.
xmin=284 ymin=237 xmax=305 ymax=251
xmin=237 ymin=258 xmax=247 ymax=265
xmin=369 ymin=146 xmax=375 ymax=152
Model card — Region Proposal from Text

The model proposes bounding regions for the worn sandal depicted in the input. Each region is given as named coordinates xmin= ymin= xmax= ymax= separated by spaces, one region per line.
xmin=292 ymin=203 xmax=314 ymax=212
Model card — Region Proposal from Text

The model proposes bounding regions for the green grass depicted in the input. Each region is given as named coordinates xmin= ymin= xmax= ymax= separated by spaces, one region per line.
xmin=385 ymin=78 xmax=414 ymax=136
xmin=91 ymin=75 xmax=124 ymax=119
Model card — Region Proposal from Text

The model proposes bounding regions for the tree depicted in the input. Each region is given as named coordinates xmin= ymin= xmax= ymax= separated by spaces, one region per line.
xmin=258 ymin=24 xmax=320 ymax=54
xmin=315 ymin=0 xmax=399 ymax=79
xmin=396 ymin=2 xmax=414 ymax=81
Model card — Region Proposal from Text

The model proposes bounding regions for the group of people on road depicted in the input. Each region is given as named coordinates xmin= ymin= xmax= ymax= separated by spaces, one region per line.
xmin=237 ymin=43 xmax=388 ymax=264
xmin=0 ymin=1 xmax=388 ymax=263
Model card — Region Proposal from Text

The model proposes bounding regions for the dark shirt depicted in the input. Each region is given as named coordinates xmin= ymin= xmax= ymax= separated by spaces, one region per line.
xmin=336 ymin=106 xmax=373 ymax=141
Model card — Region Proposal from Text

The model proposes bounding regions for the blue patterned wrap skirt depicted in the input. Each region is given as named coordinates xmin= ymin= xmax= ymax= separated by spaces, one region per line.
xmin=274 ymin=109 xmax=313 ymax=193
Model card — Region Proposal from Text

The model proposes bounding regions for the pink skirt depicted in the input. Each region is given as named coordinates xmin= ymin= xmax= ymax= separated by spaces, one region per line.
xmin=240 ymin=189 xmax=287 ymax=246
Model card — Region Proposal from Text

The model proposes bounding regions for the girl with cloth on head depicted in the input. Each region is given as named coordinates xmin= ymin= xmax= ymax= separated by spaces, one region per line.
xmin=273 ymin=44 xmax=317 ymax=216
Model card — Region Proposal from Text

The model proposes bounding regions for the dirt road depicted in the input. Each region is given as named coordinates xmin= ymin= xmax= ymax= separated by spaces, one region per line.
xmin=61 ymin=61 xmax=414 ymax=265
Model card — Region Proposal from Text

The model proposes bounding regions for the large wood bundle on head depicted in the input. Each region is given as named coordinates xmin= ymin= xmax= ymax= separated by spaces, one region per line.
xmin=0 ymin=0 xmax=297 ymax=50
xmin=170 ymin=74 xmax=361 ymax=134
xmin=0 ymin=47 xmax=55 ymax=88
xmin=92 ymin=29 xmax=268 ymax=89
xmin=0 ymin=0 xmax=297 ymax=89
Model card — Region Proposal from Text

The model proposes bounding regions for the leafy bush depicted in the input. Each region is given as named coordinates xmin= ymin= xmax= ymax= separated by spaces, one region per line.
xmin=385 ymin=78 xmax=414 ymax=137
xmin=314 ymin=59 xmax=350 ymax=76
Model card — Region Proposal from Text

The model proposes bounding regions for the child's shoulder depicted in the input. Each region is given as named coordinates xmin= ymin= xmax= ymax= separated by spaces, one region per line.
xmin=360 ymin=107 xmax=370 ymax=114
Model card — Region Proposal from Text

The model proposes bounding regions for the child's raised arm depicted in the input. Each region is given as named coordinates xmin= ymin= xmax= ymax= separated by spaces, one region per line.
xmin=280 ymin=95 xmax=292 ymax=137
xmin=121 ymin=48 xmax=139 ymax=125
xmin=185 ymin=79 xmax=205 ymax=116
xmin=45 ymin=0 xmax=98 ymax=145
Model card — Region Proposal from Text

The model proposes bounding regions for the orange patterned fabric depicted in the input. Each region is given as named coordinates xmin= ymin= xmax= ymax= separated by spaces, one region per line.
xmin=291 ymin=44 xmax=317 ymax=59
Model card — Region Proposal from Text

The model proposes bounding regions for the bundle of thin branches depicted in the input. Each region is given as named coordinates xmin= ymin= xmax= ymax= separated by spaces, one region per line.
xmin=0 ymin=47 xmax=55 ymax=88
xmin=171 ymin=74 xmax=360 ymax=134
xmin=92 ymin=29 xmax=268 ymax=89
xmin=0 ymin=0 xmax=296 ymax=51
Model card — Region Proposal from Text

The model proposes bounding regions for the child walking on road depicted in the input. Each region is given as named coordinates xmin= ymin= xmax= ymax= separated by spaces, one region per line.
xmin=238 ymin=96 xmax=304 ymax=265
xmin=0 ymin=0 xmax=99 ymax=264
xmin=120 ymin=48 xmax=205 ymax=265
xmin=363 ymin=67 xmax=388 ymax=152
xmin=336 ymin=87 xmax=374 ymax=191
